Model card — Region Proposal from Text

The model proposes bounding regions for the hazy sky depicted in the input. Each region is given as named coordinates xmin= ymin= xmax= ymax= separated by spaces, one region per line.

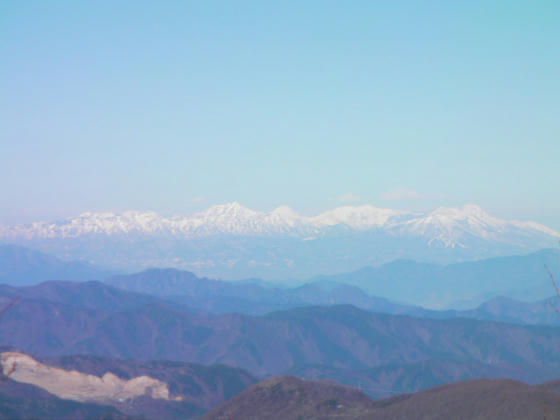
xmin=1 ymin=1 xmax=559 ymax=228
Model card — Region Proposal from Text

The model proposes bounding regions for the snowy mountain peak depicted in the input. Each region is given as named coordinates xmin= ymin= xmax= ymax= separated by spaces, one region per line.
xmin=200 ymin=201 xmax=257 ymax=216
xmin=460 ymin=203 xmax=486 ymax=214
xmin=194 ymin=202 xmax=261 ymax=223
xmin=271 ymin=205 xmax=300 ymax=219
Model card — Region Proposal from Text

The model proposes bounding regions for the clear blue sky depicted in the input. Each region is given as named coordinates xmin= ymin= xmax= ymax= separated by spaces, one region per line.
xmin=1 ymin=1 xmax=559 ymax=228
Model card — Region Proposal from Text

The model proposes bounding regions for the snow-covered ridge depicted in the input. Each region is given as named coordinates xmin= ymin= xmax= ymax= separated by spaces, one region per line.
xmin=1 ymin=202 xmax=558 ymax=247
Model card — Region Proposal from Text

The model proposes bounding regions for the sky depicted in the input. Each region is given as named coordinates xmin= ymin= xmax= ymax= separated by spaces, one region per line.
xmin=1 ymin=1 xmax=559 ymax=229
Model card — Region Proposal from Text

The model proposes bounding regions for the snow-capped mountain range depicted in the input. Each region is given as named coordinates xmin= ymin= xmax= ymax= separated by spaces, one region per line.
xmin=1 ymin=202 xmax=557 ymax=243
xmin=1 ymin=203 xmax=558 ymax=279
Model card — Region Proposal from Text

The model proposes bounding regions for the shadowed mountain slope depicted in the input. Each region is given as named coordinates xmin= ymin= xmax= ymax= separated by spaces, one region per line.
xmin=0 ymin=279 xmax=205 ymax=316
xmin=0 ymin=380 xmax=132 ymax=420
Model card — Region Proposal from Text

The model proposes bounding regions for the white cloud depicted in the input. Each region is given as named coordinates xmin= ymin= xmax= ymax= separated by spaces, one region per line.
xmin=338 ymin=192 xmax=362 ymax=202
xmin=382 ymin=188 xmax=421 ymax=201
xmin=191 ymin=196 xmax=207 ymax=203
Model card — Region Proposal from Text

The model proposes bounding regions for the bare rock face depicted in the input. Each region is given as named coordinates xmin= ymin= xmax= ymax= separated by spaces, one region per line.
xmin=0 ymin=351 xmax=172 ymax=403
xmin=0 ymin=350 xmax=257 ymax=420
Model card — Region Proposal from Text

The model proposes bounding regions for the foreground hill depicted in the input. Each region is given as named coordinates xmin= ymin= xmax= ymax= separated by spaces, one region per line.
xmin=286 ymin=358 xmax=550 ymax=399
xmin=201 ymin=375 xmax=374 ymax=420
xmin=0 ymin=350 xmax=256 ymax=420
xmin=203 ymin=375 xmax=560 ymax=420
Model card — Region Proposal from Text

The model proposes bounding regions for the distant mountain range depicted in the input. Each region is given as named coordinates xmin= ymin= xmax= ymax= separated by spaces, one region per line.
xmin=0 ymin=241 xmax=558 ymax=318
xmin=106 ymin=268 xmax=419 ymax=316
xmin=0 ymin=244 xmax=116 ymax=286
xmin=203 ymin=375 xmax=560 ymax=420
xmin=104 ymin=260 xmax=560 ymax=322
xmin=312 ymin=248 xmax=560 ymax=308
xmin=2 ymin=243 xmax=560 ymax=320
xmin=1 ymin=202 xmax=558 ymax=278
xmin=112 ymin=265 xmax=560 ymax=326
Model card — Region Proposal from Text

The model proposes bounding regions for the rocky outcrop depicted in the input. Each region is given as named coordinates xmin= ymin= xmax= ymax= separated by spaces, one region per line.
xmin=0 ymin=351 xmax=172 ymax=403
